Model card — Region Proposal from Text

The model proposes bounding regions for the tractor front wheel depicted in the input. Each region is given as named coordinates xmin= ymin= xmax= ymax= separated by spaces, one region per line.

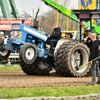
xmin=19 ymin=43 xmax=37 ymax=64
xmin=19 ymin=43 xmax=51 ymax=75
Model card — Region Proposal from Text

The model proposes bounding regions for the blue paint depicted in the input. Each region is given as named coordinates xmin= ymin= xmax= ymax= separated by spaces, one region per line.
xmin=37 ymin=47 xmax=46 ymax=58
xmin=20 ymin=24 xmax=47 ymax=42
xmin=96 ymin=0 xmax=100 ymax=27
xmin=2 ymin=23 xmax=55 ymax=69
xmin=28 ymin=52 xmax=30 ymax=55
xmin=81 ymin=0 xmax=92 ymax=8
xmin=4 ymin=44 xmax=13 ymax=51
xmin=11 ymin=39 xmax=26 ymax=45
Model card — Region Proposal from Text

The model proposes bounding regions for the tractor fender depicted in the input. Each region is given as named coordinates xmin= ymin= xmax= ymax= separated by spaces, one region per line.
xmin=54 ymin=38 xmax=77 ymax=57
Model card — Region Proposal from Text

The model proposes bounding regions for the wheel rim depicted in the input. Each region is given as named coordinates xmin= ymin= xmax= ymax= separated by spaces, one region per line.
xmin=25 ymin=47 xmax=35 ymax=60
xmin=0 ymin=50 xmax=8 ymax=56
xmin=71 ymin=46 xmax=89 ymax=74
xmin=37 ymin=60 xmax=48 ymax=69
xmin=71 ymin=50 xmax=80 ymax=68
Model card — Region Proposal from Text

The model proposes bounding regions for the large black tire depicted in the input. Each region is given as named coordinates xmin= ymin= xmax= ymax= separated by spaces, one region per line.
xmin=30 ymin=58 xmax=52 ymax=75
xmin=19 ymin=43 xmax=51 ymax=75
xmin=54 ymin=42 xmax=90 ymax=77
xmin=19 ymin=58 xmax=52 ymax=75
xmin=19 ymin=60 xmax=35 ymax=75
xmin=0 ymin=39 xmax=10 ymax=60
xmin=19 ymin=43 xmax=37 ymax=64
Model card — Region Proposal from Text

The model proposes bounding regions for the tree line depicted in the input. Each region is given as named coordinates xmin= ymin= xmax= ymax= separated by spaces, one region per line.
xmin=18 ymin=0 xmax=79 ymax=35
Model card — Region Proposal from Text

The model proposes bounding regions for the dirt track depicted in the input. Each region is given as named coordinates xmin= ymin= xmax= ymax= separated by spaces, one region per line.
xmin=0 ymin=70 xmax=97 ymax=88
xmin=0 ymin=70 xmax=100 ymax=100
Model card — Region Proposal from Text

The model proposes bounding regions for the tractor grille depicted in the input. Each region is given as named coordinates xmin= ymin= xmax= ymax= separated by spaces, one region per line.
xmin=11 ymin=31 xmax=22 ymax=40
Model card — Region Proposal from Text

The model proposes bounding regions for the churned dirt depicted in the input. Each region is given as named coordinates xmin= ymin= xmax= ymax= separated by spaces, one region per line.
xmin=0 ymin=70 xmax=100 ymax=100
xmin=0 ymin=70 xmax=98 ymax=89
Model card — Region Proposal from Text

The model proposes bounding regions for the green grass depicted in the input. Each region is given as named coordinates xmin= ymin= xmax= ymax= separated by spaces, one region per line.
xmin=0 ymin=66 xmax=99 ymax=99
xmin=0 ymin=85 xmax=100 ymax=99
xmin=0 ymin=66 xmax=21 ymax=71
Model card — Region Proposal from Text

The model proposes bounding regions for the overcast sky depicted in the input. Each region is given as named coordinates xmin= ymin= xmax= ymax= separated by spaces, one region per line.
xmin=14 ymin=0 xmax=79 ymax=18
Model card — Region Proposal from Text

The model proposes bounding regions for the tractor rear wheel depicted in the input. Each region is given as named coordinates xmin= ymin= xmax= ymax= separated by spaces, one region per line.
xmin=30 ymin=58 xmax=52 ymax=75
xmin=20 ymin=58 xmax=52 ymax=75
xmin=54 ymin=42 xmax=90 ymax=77
xmin=19 ymin=60 xmax=35 ymax=75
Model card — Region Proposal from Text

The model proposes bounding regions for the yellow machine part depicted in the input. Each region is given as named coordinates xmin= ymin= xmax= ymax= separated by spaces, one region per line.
xmin=79 ymin=0 xmax=96 ymax=10
xmin=61 ymin=33 xmax=65 ymax=37
xmin=61 ymin=31 xmax=78 ymax=37
xmin=79 ymin=0 xmax=97 ymax=25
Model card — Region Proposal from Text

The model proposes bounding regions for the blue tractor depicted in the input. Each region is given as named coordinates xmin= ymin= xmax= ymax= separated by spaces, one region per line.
xmin=11 ymin=23 xmax=52 ymax=75
xmin=0 ymin=22 xmax=90 ymax=77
